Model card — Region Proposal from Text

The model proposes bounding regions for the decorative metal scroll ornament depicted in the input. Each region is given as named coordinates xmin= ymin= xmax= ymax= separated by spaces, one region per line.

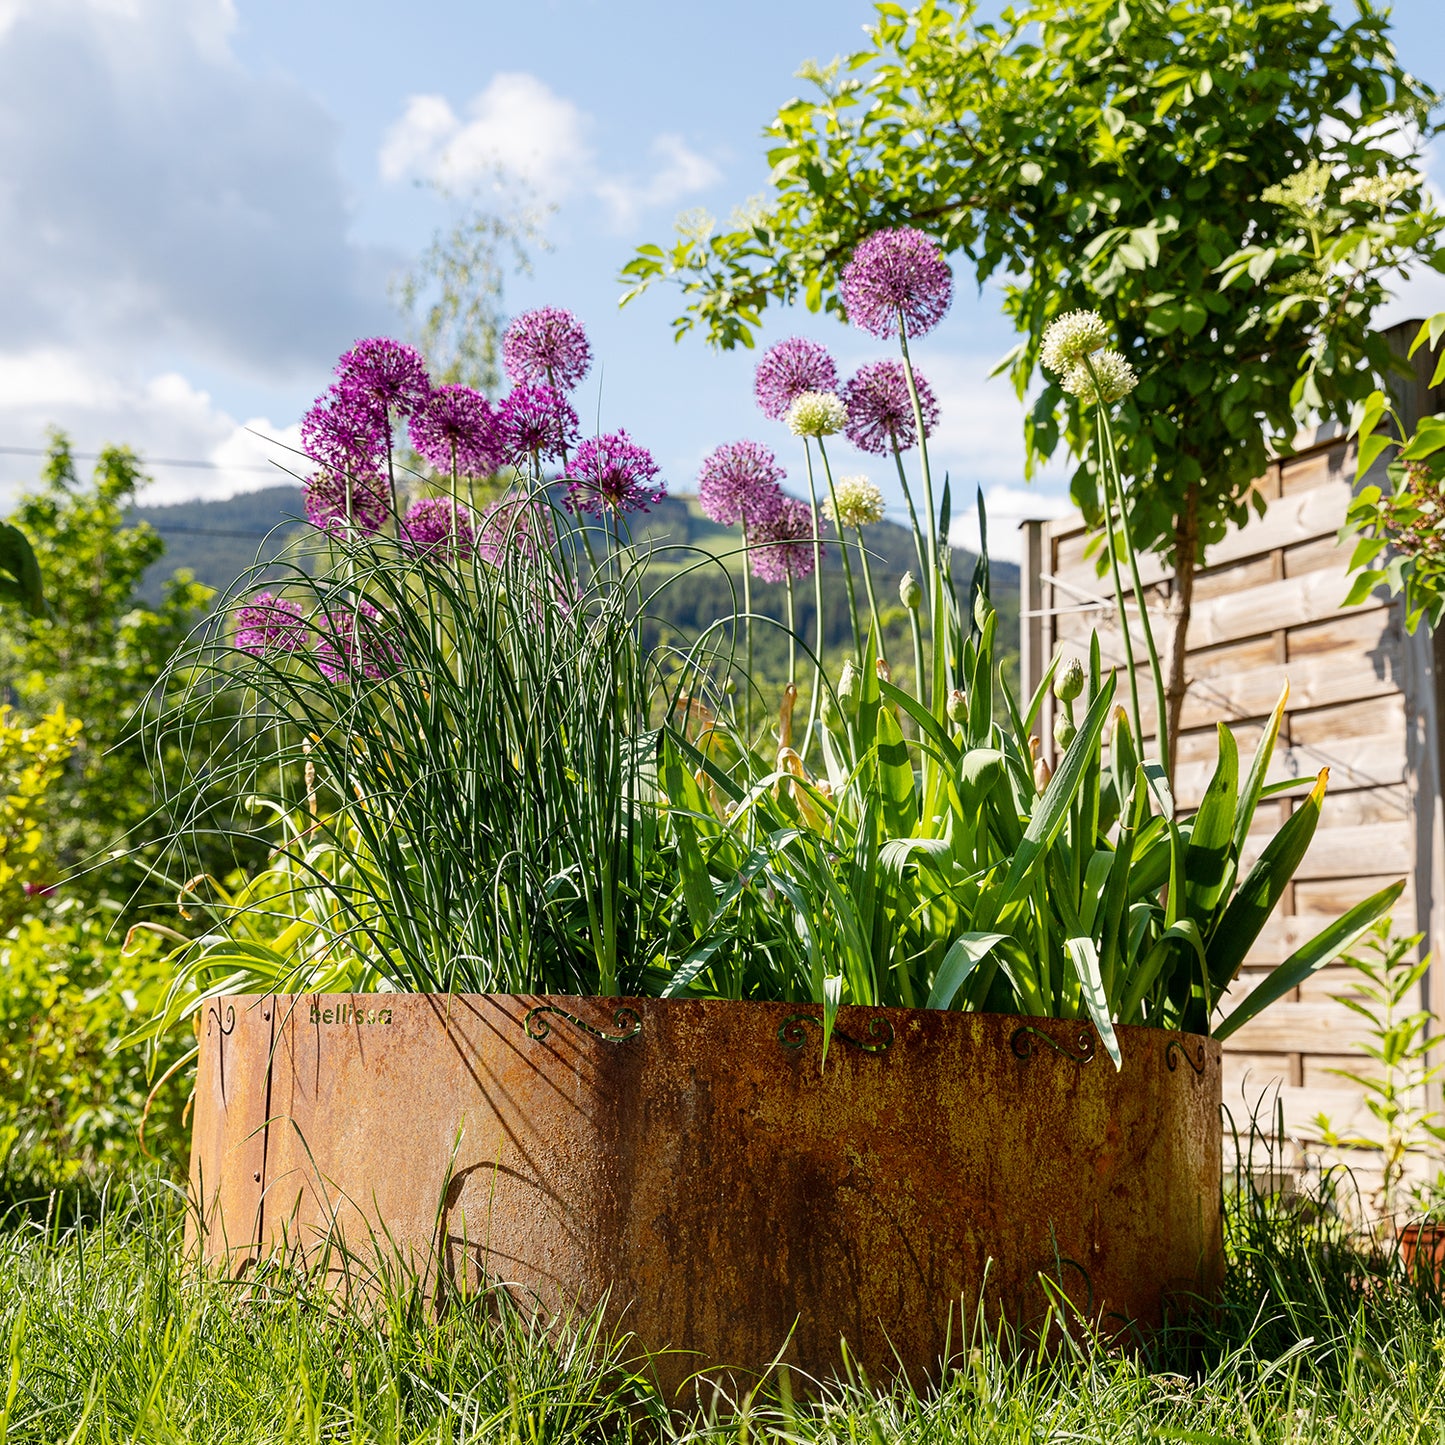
xmin=1165 ymin=1038 xmax=1208 ymax=1076
xmin=1010 ymin=1024 xmax=1096 ymax=1064
xmin=206 ymin=1003 xmax=236 ymax=1038
xmin=777 ymin=1013 xmax=894 ymax=1054
xmin=523 ymin=1003 xmax=642 ymax=1044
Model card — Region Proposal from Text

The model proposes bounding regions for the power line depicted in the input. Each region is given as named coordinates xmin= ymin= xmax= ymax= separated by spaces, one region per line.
xmin=0 ymin=444 xmax=284 ymax=474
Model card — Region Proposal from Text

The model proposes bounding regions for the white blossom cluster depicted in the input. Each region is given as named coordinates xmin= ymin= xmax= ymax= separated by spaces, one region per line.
xmin=784 ymin=390 xmax=848 ymax=438
xmin=823 ymin=474 xmax=886 ymax=529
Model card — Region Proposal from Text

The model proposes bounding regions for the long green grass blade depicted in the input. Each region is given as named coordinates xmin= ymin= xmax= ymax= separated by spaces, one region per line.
xmin=997 ymin=674 xmax=1117 ymax=909
xmin=1065 ymin=936 xmax=1122 ymax=1069
xmin=1209 ymin=769 xmax=1327 ymax=991
xmin=1214 ymin=879 xmax=1406 ymax=1041
xmin=1233 ymin=682 xmax=1289 ymax=855
xmin=925 ymin=932 xmax=1008 ymax=1009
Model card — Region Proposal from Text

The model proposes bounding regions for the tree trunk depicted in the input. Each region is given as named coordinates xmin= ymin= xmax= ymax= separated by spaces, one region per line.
xmin=1162 ymin=485 xmax=1199 ymax=783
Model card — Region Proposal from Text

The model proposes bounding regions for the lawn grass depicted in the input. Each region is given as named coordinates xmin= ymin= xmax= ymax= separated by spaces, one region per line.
xmin=1 ymin=1163 xmax=1443 ymax=1444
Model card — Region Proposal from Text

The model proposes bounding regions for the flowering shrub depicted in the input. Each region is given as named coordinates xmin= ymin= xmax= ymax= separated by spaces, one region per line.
xmin=0 ymin=705 xmax=80 ymax=928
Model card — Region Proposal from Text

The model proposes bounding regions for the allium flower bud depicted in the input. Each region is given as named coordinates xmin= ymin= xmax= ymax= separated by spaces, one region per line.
xmin=1054 ymin=711 xmax=1077 ymax=751
xmin=1062 ymin=350 xmax=1138 ymax=405
xmin=1029 ymin=732 xmax=1051 ymax=793
xmin=1055 ymin=657 xmax=1085 ymax=703
xmin=837 ymin=658 xmax=861 ymax=717
xmin=946 ymin=689 xmax=966 ymax=725
xmin=1040 ymin=310 xmax=1111 ymax=376
xmin=784 ymin=391 xmax=847 ymax=438
xmin=900 ymin=570 xmax=922 ymax=610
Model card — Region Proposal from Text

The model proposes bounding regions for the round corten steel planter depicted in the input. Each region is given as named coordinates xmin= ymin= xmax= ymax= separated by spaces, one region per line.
xmin=191 ymin=994 xmax=1221 ymax=1395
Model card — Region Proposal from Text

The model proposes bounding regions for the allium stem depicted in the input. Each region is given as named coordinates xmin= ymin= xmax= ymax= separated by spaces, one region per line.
xmin=741 ymin=518 xmax=754 ymax=743
xmin=1094 ymin=438 xmax=1145 ymax=760
xmin=800 ymin=441 xmax=828 ymax=763
xmin=854 ymin=524 xmax=886 ymax=666
xmin=909 ymin=607 xmax=926 ymax=712
xmin=785 ymin=574 xmax=797 ymax=688
xmin=816 ymin=438 xmax=864 ymax=664
xmin=889 ymin=443 xmax=929 ymax=591
xmin=1087 ymin=355 xmax=1170 ymax=780
xmin=896 ymin=321 xmax=938 ymax=568
xmin=384 ymin=418 xmax=399 ymax=527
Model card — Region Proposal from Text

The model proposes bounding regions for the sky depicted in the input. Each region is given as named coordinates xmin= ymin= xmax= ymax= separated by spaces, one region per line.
xmin=2 ymin=0 xmax=1443 ymax=563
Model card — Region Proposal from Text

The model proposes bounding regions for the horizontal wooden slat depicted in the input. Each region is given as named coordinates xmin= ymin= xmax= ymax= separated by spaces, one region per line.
xmin=1173 ymin=731 xmax=1406 ymax=809
xmin=1048 ymin=476 xmax=1349 ymax=584
xmin=1226 ymin=1001 xmax=1373 ymax=1054
xmin=1295 ymin=874 xmax=1415 ymax=919
xmin=1239 ymin=821 xmax=1412 ymax=882
xmin=1185 ymin=570 xmax=1384 ymax=649
xmin=1220 ymin=1079 xmax=1374 ymax=1144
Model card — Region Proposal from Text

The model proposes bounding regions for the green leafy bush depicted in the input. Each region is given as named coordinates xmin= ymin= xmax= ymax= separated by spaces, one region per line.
xmin=0 ymin=902 xmax=191 ymax=1210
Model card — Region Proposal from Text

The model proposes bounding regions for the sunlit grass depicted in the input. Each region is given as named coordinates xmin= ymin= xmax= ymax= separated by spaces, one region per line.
xmin=3 ymin=1155 xmax=1445 ymax=1445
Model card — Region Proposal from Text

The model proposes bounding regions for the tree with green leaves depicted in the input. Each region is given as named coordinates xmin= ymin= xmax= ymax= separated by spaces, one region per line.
xmin=0 ymin=434 xmax=215 ymax=906
xmin=623 ymin=0 xmax=1443 ymax=771
xmin=391 ymin=180 xmax=547 ymax=394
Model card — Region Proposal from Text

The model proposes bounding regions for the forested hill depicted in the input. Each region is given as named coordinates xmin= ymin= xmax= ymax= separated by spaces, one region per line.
xmin=129 ymin=486 xmax=1022 ymax=681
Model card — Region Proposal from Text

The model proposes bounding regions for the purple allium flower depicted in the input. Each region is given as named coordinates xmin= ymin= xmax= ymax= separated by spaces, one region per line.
xmin=313 ymin=600 xmax=397 ymax=684
xmin=300 ymin=385 xmax=389 ymax=476
xmin=334 ymin=337 xmax=432 ymax=417
xmin=477 ymin=496 xmax=557 ymax=565
xmin=402 ymin=497 xmax=474 ymax=560
xmin=304 ymin=469 xmax=391 ymax=536
xmin=750 ymin=495 xmax=822 ymax=584
xmin=233 ymin=592 xmax=307 ymax=657
xmin=408 ymin=385 xmax=503 ymax=478
xmin=503 ymin=307 xmax=593 ymax=392
xmin=842 ymin=360 xmax=940 ymax=456
xmin=566 ymin=429 xmax=666 ymax=517
xmin=753 ymin=337 xmax=839 ymax=421
xmin=697 ymin=440 xmax=787 ymax=529
xmin=498 ymin=384 xmax=580 ymax=465
xmin=840 ymin=227 xmax=953 ymax=340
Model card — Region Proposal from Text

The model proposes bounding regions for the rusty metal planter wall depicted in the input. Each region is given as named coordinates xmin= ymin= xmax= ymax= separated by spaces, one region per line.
xmin=191 ymin=994 xmax=1222 ymax=1395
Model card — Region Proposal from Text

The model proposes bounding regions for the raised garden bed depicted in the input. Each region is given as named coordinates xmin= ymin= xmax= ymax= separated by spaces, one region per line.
xmin=192 ymin=993 xmax=1221 ymax=1394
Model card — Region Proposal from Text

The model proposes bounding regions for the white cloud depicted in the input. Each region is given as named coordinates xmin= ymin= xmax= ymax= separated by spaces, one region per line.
xmin=380 ymin=75 xmax=590 ymax=202
xmin=949 ymin=484 xmax=1074 ymax=565
xmin=595 ymin=134 xmax=724 ymax=230
xmin=379 ymin=73 xmax=721 ymax=229
xmin=0 ymin=0 xmax=388 ymax=377
xmin=0 ymin=348 xmax=301 ymax=508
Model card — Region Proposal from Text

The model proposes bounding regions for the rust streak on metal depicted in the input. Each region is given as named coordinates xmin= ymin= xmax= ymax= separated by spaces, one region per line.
xmin=191 ymin=997 xmax=1223 ymax=1399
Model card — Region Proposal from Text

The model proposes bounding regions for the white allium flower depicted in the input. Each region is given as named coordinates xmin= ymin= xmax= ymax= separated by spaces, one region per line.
xmin=1062 ymin=349 xmax=1138 ymax=405
xmin=784 ymin=390 xmax=848 ymax=438
xmin=1040 ymin=310 xmax=1111 ymax=376
xmin=823 ymin=473 xmax=886 ymax=529
xmin=1341 ymin=170 xmax=1423 ymax=208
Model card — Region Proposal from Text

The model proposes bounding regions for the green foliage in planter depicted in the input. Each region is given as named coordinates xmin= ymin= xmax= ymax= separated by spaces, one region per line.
xmin=0 ymin=903 xmax=190 ymax=1209
xmin=656 ymin=591 xmax=1398 ymax=1062
xmin=146 ymin=303 xmax=1398 ymax=1066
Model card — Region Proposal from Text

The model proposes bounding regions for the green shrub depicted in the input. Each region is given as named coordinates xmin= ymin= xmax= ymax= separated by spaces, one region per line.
xmin=0 ymin=902 xmax=191 ymax=1212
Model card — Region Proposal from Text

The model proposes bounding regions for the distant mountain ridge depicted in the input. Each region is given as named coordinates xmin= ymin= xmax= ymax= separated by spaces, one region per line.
xmin=131 ymin=484 xmax=1019 ymax=601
